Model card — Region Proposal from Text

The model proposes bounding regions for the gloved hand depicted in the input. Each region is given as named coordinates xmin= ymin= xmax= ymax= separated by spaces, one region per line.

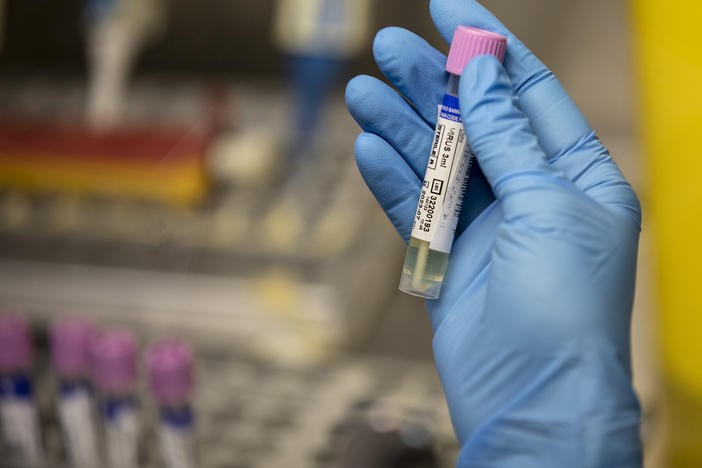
xmin=345 ymin=1 xmax=643 ymax=466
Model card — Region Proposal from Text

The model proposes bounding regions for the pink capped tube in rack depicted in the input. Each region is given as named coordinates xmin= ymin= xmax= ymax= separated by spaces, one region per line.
xmin=0 ymin=314 xmax=44 ymax=466
xmin=146 ymin=339 xmax=196 ymax=468
xmin=92 ymin=329 xmax=140 ymax=468
xmin=51 ymin=318 xmax=100 ymax=467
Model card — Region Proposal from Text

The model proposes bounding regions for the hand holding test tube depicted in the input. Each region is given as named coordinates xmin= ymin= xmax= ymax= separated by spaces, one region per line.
xmin=346 ymin=0 xmax=642 ymax=465
xmin=399 ymin=26 xmax=507 ymax=299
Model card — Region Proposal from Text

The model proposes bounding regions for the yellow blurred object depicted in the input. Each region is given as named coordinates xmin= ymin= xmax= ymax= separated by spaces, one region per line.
xmin=0 ymin=191 xmax=31 ymax=230
xmin=632 ymin=1 xmax=702 ymax=465
xmin=263 ymin=200 xmax=304 ymax=252
xmin=255 ymin=268 xmax=304 ymax=316
xmin=0 ymin=155 xmax=206 ymax=206
xmin=0 ymin=121 xmax=210 ymax=206
xmin=252 ymin=268 xmax=341 ymax=366
xmin=313 ymin=210 xmax=355 ymax=255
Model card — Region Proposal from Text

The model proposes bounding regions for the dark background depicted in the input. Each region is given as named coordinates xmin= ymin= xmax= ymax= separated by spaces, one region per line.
xmin=0 ymin=1 xmax=604 ymax=78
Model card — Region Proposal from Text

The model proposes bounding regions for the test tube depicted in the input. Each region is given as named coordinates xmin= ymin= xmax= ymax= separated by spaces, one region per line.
xmin=51 ymin=318 xmax=101 ymax=468
xmin=146 ymin=340 xmax=196 ymax=468
xmin=399 ymin=26 xmax=507 ymax=299
xmin=92 ymin=329 xmax=140 ymax=468
xmin=0 ymin=315 xmax=44 ymax=466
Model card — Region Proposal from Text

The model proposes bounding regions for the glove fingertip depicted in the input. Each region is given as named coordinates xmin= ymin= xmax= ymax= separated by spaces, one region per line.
xmin=345 ymin=75 xmax=379 ymax=121
xmin=345 ymin=75 xmax=368 ymax=106
xmin=372 ymin=26 xmax=405 ymax=64
xmin=429 ymin=0 xmax=456 ymax=44
xmin=353 ymin=132 xmax=379 ymax=170
xmin=430 ymin=0 xmax=484 ymax=44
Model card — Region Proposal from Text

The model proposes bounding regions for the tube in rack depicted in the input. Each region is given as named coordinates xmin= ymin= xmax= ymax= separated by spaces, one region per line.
xmin=51 ymin=318 xmax=101 ymax=468
xmin=92 ymin=330 xmax=140 ymax=468
xmin=146 ymin=339 xmax=196 ymax=468
xmin=0 ymin=315 xmax=44 ymax=466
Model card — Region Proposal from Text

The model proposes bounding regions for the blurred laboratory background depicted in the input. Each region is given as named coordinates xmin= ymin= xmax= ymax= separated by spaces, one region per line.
xmin=0 ymin=0 xmax=699 ymax=467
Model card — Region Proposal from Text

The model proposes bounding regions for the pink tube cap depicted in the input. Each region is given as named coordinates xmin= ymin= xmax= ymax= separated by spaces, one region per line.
xmin=445 ymin=26 xmax=507 ymax=75
xmin=51 ymin=318 xmax=98 ymax=377
xmin=92 ymin=330 xmax=138 ymax=393
xmin=0 ymin=315 xmax=32 ymax=372
xmin=146 ymin=340 xmax=194 ymax=404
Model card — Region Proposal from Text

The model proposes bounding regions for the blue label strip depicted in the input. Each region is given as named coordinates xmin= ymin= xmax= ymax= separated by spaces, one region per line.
xmin=0 ymin=375 xmax=33 ymax=399
xmin=102 ymin=396 xmax=137 ymax=422
xmin=160 ymin=405 xmax=193 ymax=429
xmin=440 ymin=94 xmax=462 ymax=122
xmin=59 ymin=380 xmax=94 ymax=397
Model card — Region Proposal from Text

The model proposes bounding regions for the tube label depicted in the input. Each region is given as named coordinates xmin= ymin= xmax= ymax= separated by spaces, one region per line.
xmin=58 ymin=384 xmax=99 ymax=467
xmin=104 ymin=399 xmax=139 ymax=468
xmin=0 ymin=376 xmax=43 ymax=465
xmin=160 ymin=407 xmax=196 ymax=468
xmin=410 ymin=94 xmax=473 ymax=253
xmin=160 ymin=425 xmax=195 ymax=468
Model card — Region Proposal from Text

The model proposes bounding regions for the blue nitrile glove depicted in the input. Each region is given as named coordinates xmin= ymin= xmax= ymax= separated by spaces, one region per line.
xmin=345 ymin=1 xmax=643 ymax=466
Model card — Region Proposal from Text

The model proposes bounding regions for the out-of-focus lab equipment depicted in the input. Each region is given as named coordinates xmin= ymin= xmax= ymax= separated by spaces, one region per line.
xmin=85 ymin=0 xmax=165 ymax=129
xmin=0 ymin=316 xmax=44 ymax=466
xmin=146 ymin=340 xmax=196 ymax=468
xmin=51 ymin=318 xmax=100 ymax=468
xmin=93 ymin=330 xmax=140 ymax=468
xmin=633 ymin=1 xmax=702 ymax=465
xmin=0 ymin=0 xmax=457 ymax=466
xmin=274 ymin=0 xmax=371 ymax=159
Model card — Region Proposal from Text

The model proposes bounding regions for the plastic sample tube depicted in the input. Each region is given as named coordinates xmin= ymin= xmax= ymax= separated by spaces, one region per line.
xmin=92 ymin=330 xmax=140 ymax=468
xmin=51 ymin=318 xmax=101 ymax=468
xmin=399 ymin=26 xmax=507 ymax=299
xmin=0 ymin=315 xmax=44 ymax=466
xmin=146 ymin=340 xmax=196 ymax=468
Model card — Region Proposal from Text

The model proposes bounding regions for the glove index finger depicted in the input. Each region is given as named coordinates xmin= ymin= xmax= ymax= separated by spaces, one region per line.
xmin=459 ymin=56 xmax=552 ymax=191
xmin=372 ymin=27 xmax=449 ymax=127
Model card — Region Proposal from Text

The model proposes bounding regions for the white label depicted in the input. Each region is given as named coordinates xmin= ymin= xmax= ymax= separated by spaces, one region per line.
xmin=106 ymin=405 xmax=140 ymax=468
xmin=410 ymin=94 xmax=472 ymax=253
xmin=430 ymin=145 xmax=473 ymax=253
xmin=160 ymin=424 xmax=196 ymax=468
xmin=0 ymin=397 xmax=43 ymax=465
xmin=58 ymin=389 xmax=100 ymax=467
